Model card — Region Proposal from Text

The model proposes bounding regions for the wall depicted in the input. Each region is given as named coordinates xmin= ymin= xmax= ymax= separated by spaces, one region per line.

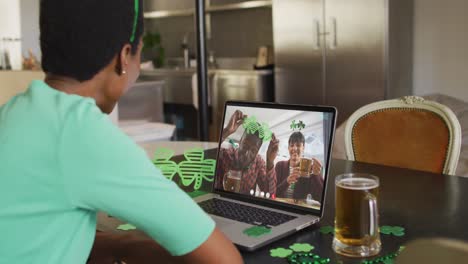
xmin=0 ymin=71 xmax=44 ymax=105
xmin=387 ymin=0 xmax=413 ymax=99
xmin=20 ymin=0 xmax=40 ymax=58
xmin=413 ymin=0 xmax=468 ymax=102
xmin=0 ymin=0 xmax=22 ymax=70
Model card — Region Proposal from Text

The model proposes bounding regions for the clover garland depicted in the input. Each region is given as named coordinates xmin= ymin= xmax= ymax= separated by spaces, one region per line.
xmin=242 ymin=116 xmax=273 ymax=142
xmin=361 ymin=246 xmax=405 ymax=264
xmin=317 ymin=225 xmax=406 ymax=264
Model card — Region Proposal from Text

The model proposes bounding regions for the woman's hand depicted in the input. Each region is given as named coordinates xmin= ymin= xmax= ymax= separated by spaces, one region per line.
xmin=266 ymin=133 xmax=279 ymax=170
xmin=311 ymin=158 xmax=322 ymax=176
xmin=287 ymin=167 xmax=300 ymax=185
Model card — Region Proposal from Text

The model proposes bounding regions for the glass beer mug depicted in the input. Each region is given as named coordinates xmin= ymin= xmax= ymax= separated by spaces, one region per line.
xmin=223 ymin=170 xmax=242 ymax=193
xmin=332 ymin=173 xmax=381 ymax=257
xmin=293 ymin=153 xmax=314 ymax=200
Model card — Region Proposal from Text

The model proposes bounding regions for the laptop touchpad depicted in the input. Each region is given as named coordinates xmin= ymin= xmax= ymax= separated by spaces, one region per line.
xmin=212 ymin=216 xmax=236 ymax=228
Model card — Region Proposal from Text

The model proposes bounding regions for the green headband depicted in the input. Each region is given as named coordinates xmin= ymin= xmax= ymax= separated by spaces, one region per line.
xmin=130 ymin=0 xmax=139 ymax=43
xmin=290 ymin=120 xmax=306 ymax=131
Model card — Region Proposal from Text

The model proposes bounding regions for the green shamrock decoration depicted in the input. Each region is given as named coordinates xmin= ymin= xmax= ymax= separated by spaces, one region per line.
xmin=243 ymin=226 xmax=272 ymax=237
xmin=186 ymin=190 xmax=209 ymax=199
xmin=290 ymin=120 xmax=296 ymax=130
xmin=289 ymin=243 xmax=315 ymax=252
xmin=117 ymin=223 xmax=136 ymax=231
xmin=380 ymin=226 xmax=405 ymax=237
xmin=242 ymin=116 xmax=273 ymax=142
xmin=242 ymin=116 xmax=260 ymax=134
xmin=319 ymin=225 xmax=334 ymax=235
xmin=178 ymin=148 xmax=216 ymax=190
xmin=290 ymin=120 xmax=306 ymax=131
xmin=270 ymin=243 xmax=329 ymax=262
xmin=270 ymin=248 xmax=293 ymax=258
xmin=259 ymin=122 xmax=273 ymax=141
xmin=152 ymin=148 xmax=179 ymax=181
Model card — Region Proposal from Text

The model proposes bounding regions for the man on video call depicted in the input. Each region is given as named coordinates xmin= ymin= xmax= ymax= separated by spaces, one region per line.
xmin=215 ymin=110 xmax=279 ymax=196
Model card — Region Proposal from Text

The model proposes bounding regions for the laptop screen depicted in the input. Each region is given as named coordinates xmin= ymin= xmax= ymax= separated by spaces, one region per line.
xmin=214 ymin=102 xmax=336 ymax=213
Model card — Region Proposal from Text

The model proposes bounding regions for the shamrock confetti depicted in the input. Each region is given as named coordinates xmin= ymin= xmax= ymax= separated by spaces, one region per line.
xmin=289 ymin=243 xmax=315 ymax=252
xmin=319 ymin=225 xmax=334 ymax=235
xmin=243 ymin=226 xmax=272 ymax=237
xmin=270 ymin=247 xmax=293 ymax=258
xmin=117 ymin=223 xmax=136 ymax=231
xmin=380 ymin=226 xmax=405 ymax=237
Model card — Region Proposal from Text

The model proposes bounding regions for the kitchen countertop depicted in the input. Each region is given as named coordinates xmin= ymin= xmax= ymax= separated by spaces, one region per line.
xmin=140 ymin=68 xmax=273 ymax=77
xmin=138 ymin=68 xmax=274 ymax=106
xmin=138 ymin=140 xmax=218 ymax=158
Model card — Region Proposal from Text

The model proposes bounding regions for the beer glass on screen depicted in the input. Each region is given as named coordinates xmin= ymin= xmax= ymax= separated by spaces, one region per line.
xmin=332 ymin=173 xmax=381 ymax=257
xmin=299 ymin=153 xmax=313 ymax=177
xmin=293 ymin=153 xmax=313 ymax=200
xmin=223 ymin=170 xmax=242 ymax=193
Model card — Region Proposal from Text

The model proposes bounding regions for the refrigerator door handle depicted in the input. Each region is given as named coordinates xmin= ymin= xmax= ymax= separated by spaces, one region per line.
xmin=330 ymin=17 xmax=338 ymax=49
xmin=314 ymin=19 xmax=321 ymax=50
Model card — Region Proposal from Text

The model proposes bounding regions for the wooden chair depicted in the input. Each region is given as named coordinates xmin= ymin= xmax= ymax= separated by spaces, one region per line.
xmin=344 ymin=96 xmax=461 ymax=175
xmin=396 ymin=238 xmax=468 ymax=264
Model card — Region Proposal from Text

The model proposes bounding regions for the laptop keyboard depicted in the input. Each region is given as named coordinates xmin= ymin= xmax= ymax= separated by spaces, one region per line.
xmin=199 ymin=198 xmax=297 ymax=226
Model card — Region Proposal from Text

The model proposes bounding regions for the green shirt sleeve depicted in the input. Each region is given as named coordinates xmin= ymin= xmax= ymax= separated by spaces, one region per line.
xmin=58 ymin=102 xmax=215 ymax=256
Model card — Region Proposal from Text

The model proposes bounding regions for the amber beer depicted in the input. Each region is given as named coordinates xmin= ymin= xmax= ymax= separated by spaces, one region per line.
xmin=333 ymin=174 xmax=381 ymax=257
xmin=223 ymin=170 xmax=241 ymax=193
xmin=299 ymin=157 xmax=312 ymax=177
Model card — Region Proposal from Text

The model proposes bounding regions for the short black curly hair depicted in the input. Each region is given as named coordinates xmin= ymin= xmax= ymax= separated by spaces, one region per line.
xmin=289 ymin=131 xmax=305 ymax=146
xmin=40 ymin=0 xmax=144 ymax=81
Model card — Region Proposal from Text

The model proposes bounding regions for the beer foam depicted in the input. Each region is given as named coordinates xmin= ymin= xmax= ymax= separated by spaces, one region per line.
xmin=337 ymin=177 xmax=378 ymax=190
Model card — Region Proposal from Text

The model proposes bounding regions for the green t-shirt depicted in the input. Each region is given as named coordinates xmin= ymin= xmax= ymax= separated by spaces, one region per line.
xmin=0 ymin=80 xmax=215 ymax=263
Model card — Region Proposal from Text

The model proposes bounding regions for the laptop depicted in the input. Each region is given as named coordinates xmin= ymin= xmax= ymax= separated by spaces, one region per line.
xmin=194 ymin=101 xmax=337 ymax=251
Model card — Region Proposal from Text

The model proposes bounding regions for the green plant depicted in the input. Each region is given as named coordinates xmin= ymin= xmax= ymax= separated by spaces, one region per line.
xmin=143 ymin=31 xmax=165 ymax=68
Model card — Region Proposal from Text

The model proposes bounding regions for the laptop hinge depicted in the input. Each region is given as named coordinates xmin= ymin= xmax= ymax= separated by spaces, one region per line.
xmin=216 ymin=192 xmax=316 ymax=216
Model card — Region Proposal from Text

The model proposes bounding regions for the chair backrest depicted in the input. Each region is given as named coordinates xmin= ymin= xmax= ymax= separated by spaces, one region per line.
xmin=345 ymin=96 xmax=461 ymax=175
xmin=396 ymin=238 xmax=468 ymax=264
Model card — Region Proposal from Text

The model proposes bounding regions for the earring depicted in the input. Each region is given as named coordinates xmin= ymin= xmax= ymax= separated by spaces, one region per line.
xmin=122 ymin=70 xmax=127 ymax=74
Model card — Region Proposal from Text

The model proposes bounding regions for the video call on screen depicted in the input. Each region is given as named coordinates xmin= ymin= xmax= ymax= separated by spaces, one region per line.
xmin=215 ymin=105 xmax=334 ymax=211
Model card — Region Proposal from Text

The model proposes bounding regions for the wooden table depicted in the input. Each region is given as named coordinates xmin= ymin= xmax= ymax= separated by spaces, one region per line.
xmin=98 ymin=148 xmax=468 ymax=263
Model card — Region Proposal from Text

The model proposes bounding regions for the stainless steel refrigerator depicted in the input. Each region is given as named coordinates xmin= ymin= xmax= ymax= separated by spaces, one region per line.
xmin=273 ymin=0 xmax=413 ymax=125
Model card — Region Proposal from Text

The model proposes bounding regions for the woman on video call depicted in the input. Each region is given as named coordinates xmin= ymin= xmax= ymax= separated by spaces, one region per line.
xmin=275 ymin=132 xmax=324 ymax=202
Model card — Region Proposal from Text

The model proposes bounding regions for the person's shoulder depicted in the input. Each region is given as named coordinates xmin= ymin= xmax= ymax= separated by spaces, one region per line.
xmin=276 ymin=160 xmax=288 ymax=166
xmin=26 ymin=80 xmax=102 ymax=124
xmin=275 ymin=160 xmax=288 ymax=173
xmin=55 ymin=93 xmax=101 ymax=123
xmin=61 ymin=97 xmax=104 ymax=125
xmin=220 ymin=147 xmax=236 ymax=156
